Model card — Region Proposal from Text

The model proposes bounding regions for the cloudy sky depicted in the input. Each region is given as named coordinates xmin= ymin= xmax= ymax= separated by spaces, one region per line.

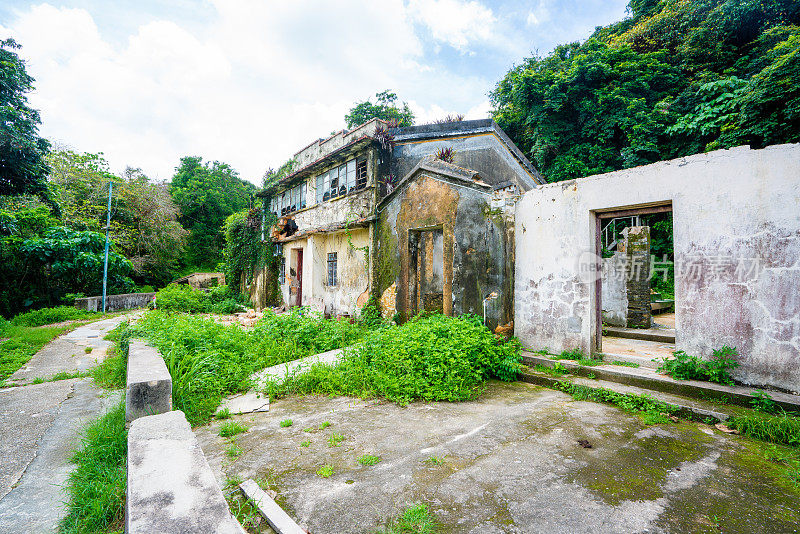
xmin=1 ymin=0 xmax=629 ymax=184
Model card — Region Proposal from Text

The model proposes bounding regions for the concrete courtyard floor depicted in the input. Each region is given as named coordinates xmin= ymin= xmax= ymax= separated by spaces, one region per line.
xmin=194 ymin=381 xmax=800 ymax=534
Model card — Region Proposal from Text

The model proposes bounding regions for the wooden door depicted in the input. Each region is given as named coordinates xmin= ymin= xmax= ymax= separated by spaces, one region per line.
xmin=296 ymin=249 xmax=303 ymax=307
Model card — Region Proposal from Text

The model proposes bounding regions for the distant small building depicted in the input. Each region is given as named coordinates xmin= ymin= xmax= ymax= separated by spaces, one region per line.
xmin=171 ymin=272 xmax=226 ymax=290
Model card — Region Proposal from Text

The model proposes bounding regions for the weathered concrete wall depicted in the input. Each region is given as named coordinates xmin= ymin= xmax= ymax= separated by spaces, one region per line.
xmin=515 ymin=144 xmax=800 ymax=392
xmin=392 ymin=132 xmax=538 ymax=192
xmin=376 ymin=172 xmax=513 ymax=328
xmin=601 ymin=253 xmax=627 ymax=327
xmin=293 ymin=118 xmax=385 ymax=168
xmin=127 ymin=410 xmax=245 ymax=533
xmin=74 ymin=292 xmax=155 ymax=312
xmin=126 ymin=339 xmax=172 ymax=422
xmin=291 ymin=186 xmax=374 ymax=232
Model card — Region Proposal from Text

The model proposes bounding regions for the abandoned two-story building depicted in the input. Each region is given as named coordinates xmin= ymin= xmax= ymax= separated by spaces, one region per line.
xmin=253 ymin=118 xmax=541 ymax=329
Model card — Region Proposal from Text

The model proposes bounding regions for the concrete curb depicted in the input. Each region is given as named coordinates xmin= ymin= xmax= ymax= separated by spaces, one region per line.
xmin=239 ymin=479 xmax=306 ymax=534
xmin=125 ymin=339 xmax=172 ymax=422
xmin=127 ymin=411 xmax=245 ymax=534
xmin=522 ymin=352 xmax=800 ymax=412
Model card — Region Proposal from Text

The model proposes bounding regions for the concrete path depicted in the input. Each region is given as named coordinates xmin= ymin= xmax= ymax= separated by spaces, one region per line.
xmin=250 ymin=347 xmax=346 ymax=389
xmin=6 ymin=314 xmax=134 ymax=386
xmin=0 ymin=313 xmax=132 ymax=533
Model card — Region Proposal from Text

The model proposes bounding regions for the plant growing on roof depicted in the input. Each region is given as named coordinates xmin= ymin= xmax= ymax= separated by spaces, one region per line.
xmin=434 ymin=147 xmax=455 ymax=163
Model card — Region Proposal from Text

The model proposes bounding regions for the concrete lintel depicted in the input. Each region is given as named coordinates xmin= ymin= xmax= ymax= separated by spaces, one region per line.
xmin=127 ymin=410 xmax=245 ymax=534
xmin=239 ymin=479 xmax=306 ymax=534
xmin=125 ymin=339 xmax=172 ymax=422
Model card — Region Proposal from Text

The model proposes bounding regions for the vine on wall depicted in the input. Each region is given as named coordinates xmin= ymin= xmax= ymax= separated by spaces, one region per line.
xmin=223 ymin=206 xmax=281 ymax=305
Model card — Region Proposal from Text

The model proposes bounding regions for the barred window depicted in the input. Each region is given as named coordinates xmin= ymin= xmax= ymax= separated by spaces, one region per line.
xmin=315 ymin=157 xmax=368 ymax=205
xmin=327 ymin=252 xmax=337 ymax=286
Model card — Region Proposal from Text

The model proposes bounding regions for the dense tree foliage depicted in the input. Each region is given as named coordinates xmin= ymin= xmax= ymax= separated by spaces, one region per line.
xmin=491 ymin=0 xmax=800 ymax=182
xmin=47 ymin=149 xmax=187 ymax=286
xmin=0 ymin=39 xmax=53 ymax=209
xmin=344 ymin=90 xmax=415 ymax=128
xmin=169 ymin=156 xmax=255 ymax=269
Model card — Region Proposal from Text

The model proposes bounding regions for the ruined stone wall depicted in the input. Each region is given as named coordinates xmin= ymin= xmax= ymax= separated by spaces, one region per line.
xmin=392 ymin=133 xmax=538 ymax=191
xmin=515 ymin=144 xmax=800 ymax=392
xmin=601 ymin=253 xmax=627 ymax=327
xmin=375 ymin=172 xmax=514 ymax=328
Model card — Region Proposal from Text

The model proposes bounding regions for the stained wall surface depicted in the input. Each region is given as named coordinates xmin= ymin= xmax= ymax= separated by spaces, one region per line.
xmin=515 ymin=144 xmax=800 ymax=392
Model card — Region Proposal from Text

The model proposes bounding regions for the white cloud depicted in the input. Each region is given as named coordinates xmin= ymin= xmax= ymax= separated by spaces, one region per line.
xmin=407 ymin=0 xmax=496 ymax=51
xmin=526 ymin=1 xmax=552 ymax=27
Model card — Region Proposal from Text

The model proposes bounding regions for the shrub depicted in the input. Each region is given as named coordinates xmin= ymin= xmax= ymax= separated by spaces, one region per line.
xmin=11 ymin=306 xmax=96 ymax=327
xmin=264 ymin=314 xmax=522 ymax=405
xmin=657 ymin=346 xmax=739 ymax=385
xmin=153 ymin=284 xmax=247 ymax=314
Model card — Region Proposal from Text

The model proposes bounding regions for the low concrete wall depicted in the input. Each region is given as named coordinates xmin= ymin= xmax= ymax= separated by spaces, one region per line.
xmin=125 ymin=339 xmax=171 ymax=422
xmin=126 ymin=410 xmax=245 ymax=533
xmin=74 ymin=292 xmax=155 ymax=312
xmin=515 ymin=144 xmax=800 ymax=392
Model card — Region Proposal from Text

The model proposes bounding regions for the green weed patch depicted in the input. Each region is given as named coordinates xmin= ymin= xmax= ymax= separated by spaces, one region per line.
xmin=153 ymin=284 xmax=247 ymax=314
xmin=10 ymin=306 xmax=98 ymax=327
xmin=263 ymin=314 xmax=521 ymax=405
xmin=133 ymin=309 xmax=366 ymax=426
xmin=729 ymin=412 xmax=800 ymax=448
xmin=0 ymin=323 xmax=72 ymax=380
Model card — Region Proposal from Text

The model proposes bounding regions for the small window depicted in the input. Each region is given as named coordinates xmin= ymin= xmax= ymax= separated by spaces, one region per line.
xmin=327 ymin=252 xmax=337 ymax=286
xmin=279 ymin=257 xmax=286 ymax=284
xmin=356 ymin=159 xmax=367 ymax=189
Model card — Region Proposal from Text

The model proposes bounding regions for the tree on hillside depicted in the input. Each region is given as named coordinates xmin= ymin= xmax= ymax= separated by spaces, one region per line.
xmin=47 ymin=149 xmax=186 ymax=285
xmin=0 ymin=39 xmax=54 ymax=210
xmin=491 ymin=0 xmax=800 ymax=182
xmin=169 ymin=156 xmax=255 ymax=269
xmin=344 ymin=90 xmax=414 ymax=129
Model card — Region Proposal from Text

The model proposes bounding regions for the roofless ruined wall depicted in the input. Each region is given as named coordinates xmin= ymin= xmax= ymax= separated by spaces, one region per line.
xmin=515 ymin=144 xmax=800 ymax=393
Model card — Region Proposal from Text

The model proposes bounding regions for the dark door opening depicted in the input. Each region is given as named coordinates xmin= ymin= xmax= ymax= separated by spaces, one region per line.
xmin=409 ymin=228 xmax=444 ymax=317
xmin=595 ymin=204 xmax=675 ymax=365
xmin=296 ymin=249 xmax=303 ymax=307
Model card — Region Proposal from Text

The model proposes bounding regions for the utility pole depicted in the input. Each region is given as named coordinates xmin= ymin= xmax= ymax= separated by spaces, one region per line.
xmin=102 ymin=181 xmax=113 ymax=313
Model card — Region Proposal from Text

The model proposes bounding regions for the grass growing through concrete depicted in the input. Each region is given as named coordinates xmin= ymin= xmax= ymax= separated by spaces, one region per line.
xmin=262 ymin=314 xmax=522 ymax=405
xmin=317 ymin=464 xmax=334 ymax=478
xmin=378 ymin=504 xmax=437 ymax=534
xmin=327 ymin=432 xmax=345 ymax=447
xmin=729 ymin=412 xmax=800 ymax=448
xmin=550 ymin=381 xmax=680 ymax=423
xmin=280 ymin=418 xmax=293 ymax=427
xmin=91 ymin=322 xmax=131 ymax=389
xmin=358 ymin=454 xmax=381 ymax=466
xmin=611 ymin=360 xmax=640 ymax=368
xmin=132 ymin=309 xmax=368 ymax=426
xmin=219 ymin=420 xmax=248 ymax=437
xmin=424 ymin=456 xmax=445 ymax=466
xmin=532 ymin=363 xmax=569 ymax=377
xmin=59 ymin=401 xmax=127 ymax=534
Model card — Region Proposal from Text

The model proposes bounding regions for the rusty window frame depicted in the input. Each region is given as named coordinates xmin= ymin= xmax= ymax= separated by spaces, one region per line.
xmin=327 ymin=252 xmax=338 ymax=286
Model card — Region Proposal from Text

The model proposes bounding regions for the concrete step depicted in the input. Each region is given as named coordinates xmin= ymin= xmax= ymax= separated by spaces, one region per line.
xmin=603 ymin=326 xmax=676 ymax=343
xmin=521 ymin=352 xmax=800 ymax=413
xmin=600 ymin=352 xmax=660 ymax=370
xmin=519 ymin=370 xmax=732 ymax=423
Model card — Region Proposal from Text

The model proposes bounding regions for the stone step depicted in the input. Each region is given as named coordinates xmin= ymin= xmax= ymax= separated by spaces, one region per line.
xmin=521 ymin=352 xmax=800 ymax=413
xmin=600 ymin=352 xmax=660 ymax=369
xmin=518 ymin=371 xmax=731 ymax=423
xmin=603 ymin=326 xmax=676 ymax=343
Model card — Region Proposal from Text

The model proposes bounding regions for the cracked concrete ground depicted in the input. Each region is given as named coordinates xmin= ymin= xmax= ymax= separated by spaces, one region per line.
xmin=0 ymin=313 xmax=132 ymax=533
xmin=195 ymin=381 xmax=800 ymax=534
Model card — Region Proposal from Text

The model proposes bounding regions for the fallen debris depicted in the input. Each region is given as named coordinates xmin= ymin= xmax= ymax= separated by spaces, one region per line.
xmin=715 ymin=423 xmax=739 ymax=434
xmin=239 ymin=479 xmax=307 ymax=534
xmin=577 ymin=439 xmax=593 ymax=449
xmin=217 ymin=391 xmax=270 ymax=415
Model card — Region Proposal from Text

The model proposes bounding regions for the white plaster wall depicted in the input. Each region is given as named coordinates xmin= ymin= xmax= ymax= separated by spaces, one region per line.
xmin=307 ymin=229 xmax=370 ymax=316
xmin=515 ymin=144 xmax=800 ymax=392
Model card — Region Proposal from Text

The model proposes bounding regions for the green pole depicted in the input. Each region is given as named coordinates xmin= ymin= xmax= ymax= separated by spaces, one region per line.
xmin=102 ymin=181 xmax=112 ymax=313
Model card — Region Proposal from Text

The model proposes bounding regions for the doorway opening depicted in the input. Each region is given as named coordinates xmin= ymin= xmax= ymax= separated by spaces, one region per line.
xmin=408 ymin=227 xmax=444 ymax=317
xmin=595 ymin=203 xmax=675 ymax=368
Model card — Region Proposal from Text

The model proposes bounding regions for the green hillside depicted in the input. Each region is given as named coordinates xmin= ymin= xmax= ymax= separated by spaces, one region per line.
xmin=492 ymin=0 xmax=800 ymax=182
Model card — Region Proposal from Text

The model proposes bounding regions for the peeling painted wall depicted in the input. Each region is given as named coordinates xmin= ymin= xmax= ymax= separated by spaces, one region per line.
xmin=376 ymin=172 xmax=514 ymax=329
xmin=515 ymin=144 xmax=800 ymax=392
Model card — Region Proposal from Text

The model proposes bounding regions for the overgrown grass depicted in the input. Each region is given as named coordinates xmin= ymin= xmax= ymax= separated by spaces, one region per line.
xmin=532 ymin=363 xmax=569 ymax=377
xmin=133 ymin=309 xmax=367 ymax=426
xmin=153 ymin=284 xmax=247 ymax=314
xmin=263 ymin=314 xmax=521 ymax=405
xmin=378 ymin=504 xmax=437 ymax=534
xmin=10 ymin=306 xmax=98 ymax=327
xmin=91 ymin=323 xmax=131 ymax=389
xmin=729 ymin=412 xmax=800 ymax=448
xmin=59 ymin=401 xmax=127 ymax=534
xmin=550 ymin=380 xmax=680 ymax=423
xmin=0 ymin=322 xmax=72 ymax=380
xmin=611 ymin=360 xmax=640 ymax=368
xmin=219 ymin=421 xmax=248 ymax=438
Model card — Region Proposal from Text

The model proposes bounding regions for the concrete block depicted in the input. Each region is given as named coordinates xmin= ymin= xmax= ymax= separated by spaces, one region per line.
xmin=126 ymin=339 xmax=172 ymax=422
xmin=239 ymin=479 xmax=305 ymax=534
xmin=127 ymin=410 xmax=245 ymax=534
